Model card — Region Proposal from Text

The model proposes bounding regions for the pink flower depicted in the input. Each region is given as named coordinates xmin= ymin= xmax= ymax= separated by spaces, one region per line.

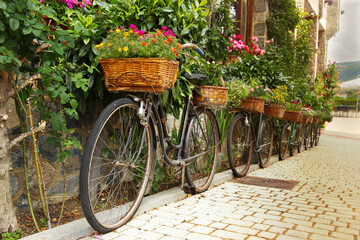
xmin=271 ymin=38 xmax=274 ymax=42
xmin=304 ymin=104 xmax=307 ymax=107
xmin=162 ymin=26 xmax=168 ymax=31
xmin=130 ymin=24 xmax=137 ymax=29
xmin=137 ymin=30 xmax=145 ymax=36
xmin=249 ymin=88 xmax=254 ymax=92
xmin=256 ymin=86 xmax=259 ymax=89
xmin=253 ymin=37 xmax=258 ymax=42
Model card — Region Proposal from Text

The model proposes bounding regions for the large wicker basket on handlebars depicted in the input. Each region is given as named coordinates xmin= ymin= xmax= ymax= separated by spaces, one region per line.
xmin=238 ymin=97 xmax=265 ymax=113
xmin=193 ymin=85 xmax=229 ymax=110
xmin=264 ymin=104 xmax=286 ymax=118
xmin=100 ymin=58 xmax=179 ymax=93
xmin=280 ymin=110 xmax=302 ymax=122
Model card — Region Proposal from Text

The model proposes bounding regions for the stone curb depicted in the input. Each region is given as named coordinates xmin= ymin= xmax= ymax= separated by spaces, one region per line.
xmin=21 ymin=155 xmax=278 ymax=240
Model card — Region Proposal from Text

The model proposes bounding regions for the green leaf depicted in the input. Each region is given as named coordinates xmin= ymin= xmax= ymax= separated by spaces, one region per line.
xmin=83 ymin=37 xmax=90 ymax=45
xmin=9 ymin=18 xmax=19 ymax=31
xmin=0 ymin=1 xmax=6 ymax=9
xmin=23 ymin=27 xmax=32 ymax=35
xmin=0 ymin=34 xmax=5 ymax=44
xmin=70 ymin=99 xmax=78 ymax=109
xmin=60 ymin=92 xmax=69 ymax=104
xmin=0 ymin=20 xmax=4 ymax=31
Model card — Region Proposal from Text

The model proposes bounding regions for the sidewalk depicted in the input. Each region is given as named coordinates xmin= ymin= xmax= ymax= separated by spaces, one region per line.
xmin=79 ymin=122 xmax=360 ymax=239
xmin=23 ymin=118 xmax=360 ymax=240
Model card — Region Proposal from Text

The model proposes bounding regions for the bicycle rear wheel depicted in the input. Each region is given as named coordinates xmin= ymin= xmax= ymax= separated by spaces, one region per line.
xmin=80 ymin=98 xmax=155 ymax=233
xmin=304 ymin=123 xmax=312 ymax=150
xmin=315 ymin=125 xmax=321 ymax=146
xmin=258 ymin=115 xmax=274 ymax=168
xmin=296 ymin=124 xmax=304 ymax=153
xmin=279 ymin=122 xmax=290 ymax=160
xmin=184 ymin=108 xmax=220 ymax=194
xmin=227 ymin=113 xmax=253 ymax=178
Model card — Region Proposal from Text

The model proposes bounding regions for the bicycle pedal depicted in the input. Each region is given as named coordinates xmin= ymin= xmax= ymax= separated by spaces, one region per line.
xmin=183 ymin=184 xmax=197 ymax=195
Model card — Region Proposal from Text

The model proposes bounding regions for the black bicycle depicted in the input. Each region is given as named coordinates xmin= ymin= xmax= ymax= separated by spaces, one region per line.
xmin=278 ymin=120 xmax=304 ymax=160
xmin=227 ymin=110 xmax=274 ymax=178
xmin=80 ymin=43 xmax=221 ymax=233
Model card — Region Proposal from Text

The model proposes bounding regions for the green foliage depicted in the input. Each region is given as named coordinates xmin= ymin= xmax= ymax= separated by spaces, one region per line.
xmin=1 ymin=229 xmax=23 ymax=240
xmin=270 ymin=85 xmax=288 ymax=104
xmin=39 ymin=217 xmax=47 ymax=228
xmin=216 ymin=110 xmax=234 ymax=141
xmin=203 ymin=0 xmax=235 ymax=63
xmin=226 ymin=80 xmax=250 ymax=108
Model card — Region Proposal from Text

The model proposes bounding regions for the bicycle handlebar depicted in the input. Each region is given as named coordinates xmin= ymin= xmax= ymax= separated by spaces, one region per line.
xmin=182 ymin=43 xmax=205 ymax=57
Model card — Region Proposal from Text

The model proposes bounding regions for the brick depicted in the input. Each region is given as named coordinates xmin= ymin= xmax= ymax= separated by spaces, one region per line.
xmin=288 ymin=209 xmax=317 ymax=217
xmin=330 ymin=232 xmax=355 ymax=240
xmin=127 ymin=219 xmax=149 ymax=228
xmin=284 ymin=229 xmax=309 ymax=239
xmin=332 ymin=221 xmax=348 ymax=227
xmin=154 ymin=226 xmax=189 ymax=238
xmin=190 ymin=218 xmax=213 ymax=226
xmin=313 ymin=223 xmax=335 ymax=231
xmin=253 ymin=212 xmax=282 ymax=221
xmin=225 ymin=225 xmax=259 ymax=235
xmin=247 ymin=236 xmax=266 ymax=240
xmin=120 ymin=227 xmax=144 ymax=236
xmin=209 ymin=222 xmax=228 ymax=229
xmin=257 ymin=231 xmax=277 ymax=238
xmin=137 ymin=230 xmax=164 ymax=240
xmin=295 ymin=225 xmax=329 ymax=235
xmin=211 ymin=229 xmax=248 ymax=239
xmin=263 ymin=220 xmax=294 ymax=229
xmin=242 ymin=216 xmax=264 ymax=223
xmin=189 ymin=225 xmax=215 ymax=235
xmin=309 ymin=234 xmax=339 ymax=240
xmin=185 ymin=233 xmax=221 ymax=240
xmin=174 ymin=222 xmax=195 ymax=231
xmin=336 ymin=226 xmax=359 ymax=235
xmin=221 ymin=218 xmax=254 ymax=227
xmin=282 ymin=212 xmax=311 ymax=220
xmin=282 ymin=217 xmax=313 ymax=227
xmin=101 ymin=232 xmax=123 ymax=240
xmin=160 ymin=236 xmax=184 ymax=240
xmin=252 ymin=223 xmax=270 ymax=231
xmin=324 ymin=211 xmax=354 ymax=219
xmin=276 ymin=235 xmax=306 ymax=240
xmin=248 ymin=207 xmax=267 ymax=213
xmin=337 ymin=217 xmax=360 ymax=224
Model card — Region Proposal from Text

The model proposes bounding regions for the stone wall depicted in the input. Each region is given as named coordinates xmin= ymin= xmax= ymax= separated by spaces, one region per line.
xmin=7 ymin=98 xmax=90 ymax=209
xmin=252 ymin=0 xmax=269 ymax=49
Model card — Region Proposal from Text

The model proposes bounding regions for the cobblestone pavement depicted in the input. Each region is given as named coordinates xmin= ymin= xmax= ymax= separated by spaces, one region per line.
xmin=86 ymin=130 xmax=360 ymax=240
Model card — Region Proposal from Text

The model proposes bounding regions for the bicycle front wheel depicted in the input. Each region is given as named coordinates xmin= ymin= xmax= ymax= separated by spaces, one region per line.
xmin=80 ymin=98 xmax=155 ymax=233
xmin=304 ymin=123 xmax=312 ymax=150
xmin=258 ymin=116 xmax=274 ymax=168
xmin=227 ymin=113 xmax=253 ymax=178
xmin=279 ymin=122 xmax=290 ymax=160
xmin=184 ymin=108 xmax=220 ymax=193
xmin=296 ymin=124 xmax=305 ymax=153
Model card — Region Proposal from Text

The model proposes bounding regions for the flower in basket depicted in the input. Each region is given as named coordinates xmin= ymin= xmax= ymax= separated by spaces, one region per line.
xmin=226 ymin=79 xmax=250 ymax=108
xmin=269 ymin=85 xmax=288 ymax=105
xmin=285 ymin=101 xmax=303 ymax=111
xmin=247 ymin=79 xmax=272 ymax=101
xmin=95 ymin=25 xmax=181 ymax=60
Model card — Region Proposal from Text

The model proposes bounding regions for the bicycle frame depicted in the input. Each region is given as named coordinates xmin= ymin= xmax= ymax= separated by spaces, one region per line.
xmin=131 ymin=92 xmax=210 ymax=167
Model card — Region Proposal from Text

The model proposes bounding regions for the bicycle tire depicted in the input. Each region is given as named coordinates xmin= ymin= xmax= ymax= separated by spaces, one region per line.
xmin=80 ymin=98 xmax=155 ymax=233
xmin=227 ymin=113 xmax=253 ymax=178
xmin=279 ymin=122 xmax=291 ymax=160
xmin=258 ymin=115 xmax=274 ymax=168
xmin=296 ymin=124 xmax=304 ymax=153
xmin=315 ymin=125 xmax=321 ymax=146
xmin=304 ymin=123 xmax=312 ymax=150
xmin=184 ymin=108 xmax=220 ymax=193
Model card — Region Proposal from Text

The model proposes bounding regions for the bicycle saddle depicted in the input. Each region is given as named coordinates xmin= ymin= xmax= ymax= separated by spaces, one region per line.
xmin=181 ymin=72 xmax=209 ymax=84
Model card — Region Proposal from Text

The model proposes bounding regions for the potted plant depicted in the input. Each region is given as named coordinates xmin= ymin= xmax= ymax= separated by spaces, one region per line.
xmin=281 ymin=101 xmax=303 ymax=122
xmin=192 ymin=61 xmax=229 ymax=110
xmin=264 ymin=85 xmax=287 ymax=118
xmin=226 ymin=79 xmax=250 ymax=109
xmin=96 ymin=25 xmax=181 ymax=93
xmin=239 ymin=78 xmax=272 ymax=113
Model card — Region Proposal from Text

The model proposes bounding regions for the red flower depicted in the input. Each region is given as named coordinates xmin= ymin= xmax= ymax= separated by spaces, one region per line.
xmin=164 ymin=40 xmax=169 ymax=44
xmin=168 ymin=37 xmax=173 ymax=42
xmin=142 ymin=41 xmax=147 ymax=46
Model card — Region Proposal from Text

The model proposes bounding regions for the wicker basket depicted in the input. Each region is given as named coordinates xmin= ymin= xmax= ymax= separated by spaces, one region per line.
xmin=193 ymin=85 xmax=229 ymax=110
xmin=299 ymin=114 xmax=313 ymax=125
xmin=100 ymin=58 xmax=179 ymax=93
xmin=264 ymin=104 xmax=286 ymax=118
xmin=238 ymin=97 xmax=265 ymax=113
xmin=280 ymin=110 xmax=302 ymax=122
xmin=312 ymin=116 xmax=319 ymax=124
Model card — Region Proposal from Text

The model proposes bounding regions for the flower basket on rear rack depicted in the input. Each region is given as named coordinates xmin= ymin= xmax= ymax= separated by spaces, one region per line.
xmin=100 ymin=58 xmax=179 ymax=93
xmin=193 ymin=85 xmax=229 ymax=110
xmin=238 ymin=97 xmax=265 ymax=113
xmin=264 ymin=104 xmax=286 ymax=118
xmin=280 ymin=110 xmax=302 ymax=122
xmin=299 ymin=114 xmax=313 ymax=125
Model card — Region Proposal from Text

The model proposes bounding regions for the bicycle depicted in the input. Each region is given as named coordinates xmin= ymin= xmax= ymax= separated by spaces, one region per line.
xmin=227 ymin=107 xmax=274 ymax=178
xmin=278 ymin=120 xmax=304 ymax=160
xmin=303 ymin=118 xmax=313 ymax=150
xmin=80 ymin=43 xmax=221 ymax=233
xmin=312 ymin=120 xmax=322 ymax=146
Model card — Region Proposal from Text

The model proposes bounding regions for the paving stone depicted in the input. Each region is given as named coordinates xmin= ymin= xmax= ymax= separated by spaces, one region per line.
xmin=257 ymin=231 xmax=277 ymax=239
xmin=185 ymin=233 xmax=222 ymax=240
xmin=137 ymin=231 xmax=164 ymax=240
xmin=284 ymin=229 xmax=309 ymax=239
xmin=210 ymin=229 xmax=248 ymax=239
xmin=330 ymin=231 xmax=355 ymax=240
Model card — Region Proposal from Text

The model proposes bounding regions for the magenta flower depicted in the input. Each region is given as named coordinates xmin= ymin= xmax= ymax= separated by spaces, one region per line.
xmin=130 ymin=24 xmax=137 ymax=30
xmin=249 ymin=88 xmax=254 ymax=92
xmin=137 ymin=30 xmax=145 ymax=36
xmin=162 ymin=26 xmax=168 ymax=31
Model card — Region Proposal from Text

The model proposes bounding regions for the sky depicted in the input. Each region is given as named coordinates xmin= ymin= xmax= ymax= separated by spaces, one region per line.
xmin=327 ymin=0 xmax=360 ymax=63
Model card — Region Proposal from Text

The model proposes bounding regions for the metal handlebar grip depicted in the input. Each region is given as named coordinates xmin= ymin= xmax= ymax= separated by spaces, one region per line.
xmin=181 ymin=43 xmax=205 ymax=58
